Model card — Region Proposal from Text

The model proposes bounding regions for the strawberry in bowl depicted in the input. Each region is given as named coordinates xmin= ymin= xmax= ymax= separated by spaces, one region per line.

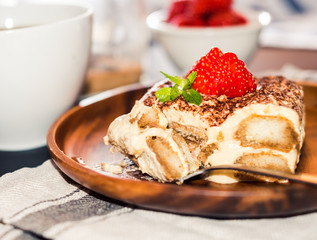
xmin=167 ymin=0 xmax=247 ymax=27
xmin=146 ymin=0 xmax=269 ymax=72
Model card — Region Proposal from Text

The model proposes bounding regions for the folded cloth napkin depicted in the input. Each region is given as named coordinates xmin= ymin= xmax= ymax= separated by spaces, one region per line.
xmin=1 ymin=160 xmax=317 ymax=240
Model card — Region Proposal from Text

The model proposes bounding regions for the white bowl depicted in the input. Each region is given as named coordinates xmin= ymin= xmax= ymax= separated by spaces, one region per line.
xmin=0 ymin=3 xmax=92 ymax=151
xmin=146 ymin=9 xmax=268 ymax=72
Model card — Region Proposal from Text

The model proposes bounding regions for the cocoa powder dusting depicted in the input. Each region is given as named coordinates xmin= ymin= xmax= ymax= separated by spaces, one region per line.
xmin=142 ymin=76 xmax=304 ymax=127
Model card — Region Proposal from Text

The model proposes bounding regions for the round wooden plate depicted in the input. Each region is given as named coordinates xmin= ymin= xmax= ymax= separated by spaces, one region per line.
xmin=47 ymin=82 xmax=317 ymax=219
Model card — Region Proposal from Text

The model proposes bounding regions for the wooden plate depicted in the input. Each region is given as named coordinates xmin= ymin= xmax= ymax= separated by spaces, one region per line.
xmin=47 ymin=82 xmax=317 ymax=219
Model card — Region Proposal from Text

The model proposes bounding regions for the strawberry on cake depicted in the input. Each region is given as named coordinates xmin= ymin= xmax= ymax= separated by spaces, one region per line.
xmin=104 ymin=47 xmax=304 ymax=184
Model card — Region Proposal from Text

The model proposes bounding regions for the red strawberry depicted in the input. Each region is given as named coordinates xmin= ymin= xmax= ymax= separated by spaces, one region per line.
xmin=188 ymin=48 xmax=256 ymax=98
xmin=169 ymin=14 xmax=204 ymax=27
xmin=207 ymin=10 xmax=247 ymax=26
xmin=166 ymin=0 xmax=192 ymax=22
xmin=190 ymin=0 xmax=232 ymax=17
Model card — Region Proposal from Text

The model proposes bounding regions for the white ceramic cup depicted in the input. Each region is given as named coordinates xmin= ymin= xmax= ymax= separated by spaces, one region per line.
xmin=0 ymin=3 xmax=93 ymax=151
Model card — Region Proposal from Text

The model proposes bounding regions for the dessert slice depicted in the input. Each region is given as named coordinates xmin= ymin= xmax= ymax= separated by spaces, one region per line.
xmin=104 ymin=48 xmax=304 ymax=184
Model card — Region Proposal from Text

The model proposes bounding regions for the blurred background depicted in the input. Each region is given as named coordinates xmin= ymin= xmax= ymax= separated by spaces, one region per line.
xmin=2 ymin=0 xmax=316 ymax=91
xmin=0 ymin=0 xmax=317 ymax=175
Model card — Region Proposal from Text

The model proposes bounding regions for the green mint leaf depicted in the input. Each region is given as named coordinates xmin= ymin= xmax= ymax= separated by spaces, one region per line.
xmin=182 ymin=88 xmax=202 ymax=106
xmin=182 ymin=78 xmax=191 ymax=90
xmin=155 ymin=87 xmax=172 ymax=102
xmin=156 ymin=70 xmax=202 ymax=105
xmin=160 ymin=71 xmax=188 ymax=89
xmin=187 ymin=71 xmax=197 ymax=84
xmin=170 ymin=85 xmax=182 ymax=100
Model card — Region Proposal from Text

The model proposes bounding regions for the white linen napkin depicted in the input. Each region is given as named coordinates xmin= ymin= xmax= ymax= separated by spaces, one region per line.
xmin=1 ymin=160 xmax=317 ymax=240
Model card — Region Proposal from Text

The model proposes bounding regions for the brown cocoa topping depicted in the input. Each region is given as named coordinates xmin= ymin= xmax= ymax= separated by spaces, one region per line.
xmin=142 ymin=76 xmax=304 ymax=127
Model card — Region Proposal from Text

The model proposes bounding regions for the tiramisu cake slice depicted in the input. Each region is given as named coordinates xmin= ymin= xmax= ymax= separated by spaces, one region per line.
xmin=104 ymin=48 xmax=304 ymax=184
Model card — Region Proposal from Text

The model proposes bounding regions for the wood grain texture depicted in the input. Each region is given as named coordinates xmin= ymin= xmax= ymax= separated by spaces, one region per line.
xmin=47 ymin=82 xmax=317 ymax=219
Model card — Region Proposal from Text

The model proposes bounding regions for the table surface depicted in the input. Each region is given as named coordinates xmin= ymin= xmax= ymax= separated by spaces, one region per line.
xmin=1 ymin=47 xmax=317 ymax=177
xmin=248 ymin=47 xmax=317 ymax=73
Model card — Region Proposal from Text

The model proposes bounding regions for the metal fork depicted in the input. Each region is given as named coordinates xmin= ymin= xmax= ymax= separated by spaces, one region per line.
xmin=179 ymin=164 xmax=317 ymax=186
